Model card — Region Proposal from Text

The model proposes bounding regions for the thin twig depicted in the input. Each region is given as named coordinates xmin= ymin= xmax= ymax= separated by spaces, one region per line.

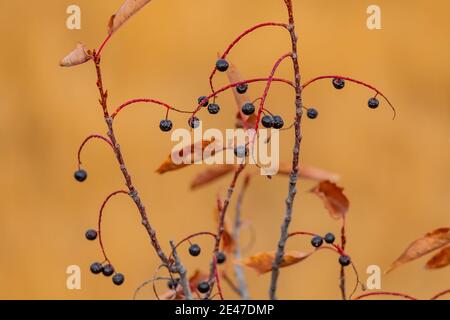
xmin=339 ymin=216 xmax=347 ymax=300
xmin=353 ymin=292 xmax=418 ymax=300
xmin=170 ymin=240 xmax=193 ymax=300
xmin=232 ymin=174 xmax=251 ymax=300
xmin=206 ymin=164 xmax=246 ymax=298
xmin=430 ymin=289 xmax=450 ymax=300
xmin=270 ymin=0 xmax=305 ymax=300
xmin=93 ymin=56 xmax=169 ymax=265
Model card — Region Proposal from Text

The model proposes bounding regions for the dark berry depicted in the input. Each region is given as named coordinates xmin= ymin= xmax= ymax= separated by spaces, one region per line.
xmin=236 ymin=83 xmax=248 ymax=94
xmin=197 ymin=281 xmax=210 ymax=294
xmin=207 ymin=103 xmax=220 ymax=115
xmin=102 ymin=264 xmax=115 ymax=277
xmin=307 ymin=108 xmax=318 ymax=119
xmin=272 ymin=115 xmax=284 ymax=129
xmin=368 ymin=97 xmax=380 ymax=109
xmin=261 ymin=115 xmax=274 ymax=128
xmin=74 ymin=169 xmax=87 ymax=182
xmin=90 ymin=262 xmax=103 ymax=275
xmin=188 ymin=117 xmax=200 ymax=129
xmin=216 ymin=59 xmax=229 ymax=72
xmin=324 ymin=232 xmax=335 ymax=244
xmin=216 ymin=252 xmax=226 ymax=264
xmin=112 ymin=273 xmax=125 ymax=286
xmin=189 ymin=244 xmax=201 ymax=257
xmin=198 ymin=96 xmax=209 ymax=107
xmin=332 ymin=78 xmax=345 ymax=90
xmin=339 ymin=255 xmax=351 ymax=267
xmin=241 ymin=103 xmax=255 ymax=116
xmin=85 ymin=229 xmax=98 ymax=241
xmin=234 ymin=145 xmax=248 ymax=158
xmin=159 ymin=119 xmax=173 ymax=132
xmin=311 ymin=236 xmax=324 ymax=248
xmin=167 ymin=278 xmax=179 ymax=290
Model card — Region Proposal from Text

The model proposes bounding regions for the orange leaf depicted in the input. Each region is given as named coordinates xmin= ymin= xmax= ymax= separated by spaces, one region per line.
xmin=387 ymin=228 xmax=450 ymax=273
xmin=278 ymin=163 xmax=340 ymax=182
xmin=225 ymin=63 xmax=257 ymax=128
xmin=190 ymin=165 xmax=235 ymax=190
xmin=311 ymin=181 xmax=349 ymax=219
xmin=426 ymin=246 xmax=450 ymax=269
xmin=236 ymin=251 xmax=310 ymax=274
xmin=59 ymin=43 xmax=91 ymax=67
xmin=108 ymin=0 xmax=152 ymax=35
xmin=156 ymin=139 xmax=215 ymax=174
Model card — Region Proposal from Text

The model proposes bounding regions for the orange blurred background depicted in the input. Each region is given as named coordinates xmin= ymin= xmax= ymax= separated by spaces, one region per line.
xmin=0 ymin=0 xmax=449 ymax=299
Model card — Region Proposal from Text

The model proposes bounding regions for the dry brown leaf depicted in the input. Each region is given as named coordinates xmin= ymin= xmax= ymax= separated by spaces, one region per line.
xmin=236 ymin=251 xmax=310 ymax=274
xmin=156 ymin=139 xmax=215 ymax=174
xmin=311 ymin=181 xmax=349 ymax=219
xmin=426 ymin=246 xmax=450 ymax=269
xmin=387 ymin=228 xmax=450 ymax=273
xmin=278 ymin=163 xmax=340 ymax=182
xmin=59 ymin=43 xmax=91 ymax=67
xmin=190 ymin=165 xmax=235 ymax=190
xmin=108 ymin=0 xmax=152 ymax=35
xmin=226 ymin=63 xmax=257 ymax=128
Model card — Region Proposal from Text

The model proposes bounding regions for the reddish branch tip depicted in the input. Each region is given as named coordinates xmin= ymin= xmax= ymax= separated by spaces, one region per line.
xmin=77 ymin=134 xmax=113 ymax=169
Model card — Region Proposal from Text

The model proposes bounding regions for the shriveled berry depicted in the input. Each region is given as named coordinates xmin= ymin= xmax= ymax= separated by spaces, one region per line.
xmin=216 ymin=252 xmax=226 ymax=264
xmin=188 ymin=117 xmax=200 ymax=129
xmin=324 ymin=232 xmax=335 ymax=244
xmin=216 ymin=59 xmax=229 ymax=72
xmin=159 ymin=119 xmax=173 ymax=132
xmin=85 ymin=229 xmax=98 ymax=241
xmin=189 ymin=244 xmax=201 ymax=257
xmin=234 ymin=145 xmax=248 ymax=158
xmin=272 ymin=115 xmax=284 ymax=129
xmin=339 ymin=255 xmax=351 ymax=267
xmin=332 ymin=78 xmax=345 ymax=90
xmin=261 ymin=115 xmax=274 ymax=128
xmin=74 ymin=169 xmax=87 ymax=182
xmin=102 ymin=264 xmax=115 ymax=277
xmin=311 ymin=236 xmax=324 ymax=248
xmin=197 ymin=281 xmax=210 ymax=294
xmin=207 ymin=103 xmax=220 ymax=115
xmin=198 ymin=96 xmax=209 ymax=107
xmin=90 ymin=262 xmax=103 ymax=275
xmin=307 ymin=108 xmax=318 ymax=119
xmin=241 ymin=103 xmax=255 ymax=116
xmin=236 ymin=83 xmax=248 ymax=94
xmin=112 ymin=273 xmax=125 ymax=286
xmin=368 ymin=97 xmax=380 ymax=109
xmin=167 ymin=278 xmax=179 ymax=290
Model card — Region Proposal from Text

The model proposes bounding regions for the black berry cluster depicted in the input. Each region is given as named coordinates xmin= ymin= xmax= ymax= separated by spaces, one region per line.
xmin=241 ymin=103 xmax=255 ymax=116
xmin=85 ymin=229 xmax=98 ymax=241
xmin=216 ymin=59 xmax=229 ymax=72
xmin=189 ymin=244 xmax=201 ymax=257
xmin=236 ymin=83 xmax=248 ymax=94
xmin=197 ymin=281 xmax=210 ymax=294
xmin=310 ymin=232 xmax=336 ymax=248
xmin=332 ymin=78 xmax=345 ymax=90
xmin=216 ymin=252 xmax=226 ymax=264
xmin=261 ymin=115 xmax=284 ymax=129
xmin=90 ymin=262 xmax=125 ymax=285
xmin=368 ymin=97 xmax=379 ymax=109
xmin=307 ymin=108 xmax=318 ymax=119
xmin=159 ymin=119 xmax=173 ymax=132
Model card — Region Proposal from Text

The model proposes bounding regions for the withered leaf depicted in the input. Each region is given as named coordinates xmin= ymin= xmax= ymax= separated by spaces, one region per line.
xmin=190 ymin=165 xmax=235 ymax=190
xmin=59 ymin=43 xmax=91 ymax=67
xmin=156 ymin=139 xmax=215 ymax=174
xmin=278 ymin=163 xmax=340 ymax=182
xmin=108 ymin=0 xmax=152 ymax=35
xmin=311 ymin=181 xmax=349 ymax=219
xmin=426 ymin=245 xmax=450 ymax=269
xmin=236 ymin=251 xmax=310 ymax=274
xmin=387 ymin=228 xmax=450 ymax=273
xmin=226 ymin=62 xmax=257 ymax=128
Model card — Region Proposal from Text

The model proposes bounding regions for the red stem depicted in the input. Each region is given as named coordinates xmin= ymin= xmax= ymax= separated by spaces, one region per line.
xmin=77 ymin=134 xmax=113 ymax=169
xmin=96 ymin=33 xmax=113 ymax=59
xmin=253 ymin=53 xmax=293 ymax=135
xmin=169 ymin=231 xmax=217 ymax=260
xmin=302 ymin=75 xmax=396 ymax=119
xmin=213 ymin=256 xmax=224 ymax=300
xmin=430 ymin=289 xmax=450 ymax=300
xmin=209 ymin=22 xmax=288 ymax=93
xmin=353 ymin=292 xmax=418 ymax=300
xmin=97 ymin=190 xmax=129 ymax=262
